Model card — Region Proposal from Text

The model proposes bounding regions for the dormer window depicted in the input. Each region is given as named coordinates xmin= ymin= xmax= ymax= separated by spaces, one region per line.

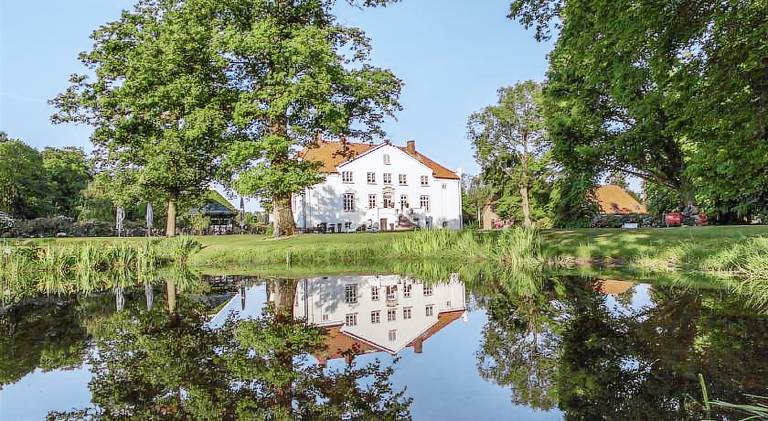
xmin=342 ymin=171 xmax=353 ymax=183
xmin=383 ymin=154 xmax=391 ymax=165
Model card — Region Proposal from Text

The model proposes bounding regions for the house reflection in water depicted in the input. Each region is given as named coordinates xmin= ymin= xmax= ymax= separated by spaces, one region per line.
xmin=293 ymin=275 xmax=468 ymax=364
xmin=209 ymin=274 xmax=468 ymax=363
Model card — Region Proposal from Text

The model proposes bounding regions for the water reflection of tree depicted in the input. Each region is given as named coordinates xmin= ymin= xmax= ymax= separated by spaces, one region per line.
xmin=49 ymin=280 xmax=411 ymax=420
xmin=475 ymin=273 xmax=768 ymax=419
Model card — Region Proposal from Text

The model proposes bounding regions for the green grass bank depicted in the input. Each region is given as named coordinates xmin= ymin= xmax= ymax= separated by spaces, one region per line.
xmin=7 ymin=225 xmax=768 ymax=278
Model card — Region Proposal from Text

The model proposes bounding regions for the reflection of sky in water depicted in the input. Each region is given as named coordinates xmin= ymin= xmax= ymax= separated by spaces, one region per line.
xmin=213 ymin=281 xmax=562 ymax=421
xmin=1 ymin=365 xmax=92 ymax=421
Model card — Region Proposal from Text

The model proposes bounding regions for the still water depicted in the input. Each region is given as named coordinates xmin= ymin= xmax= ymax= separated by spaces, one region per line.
xmin=1 ymin=272 xmax=767 ymax=420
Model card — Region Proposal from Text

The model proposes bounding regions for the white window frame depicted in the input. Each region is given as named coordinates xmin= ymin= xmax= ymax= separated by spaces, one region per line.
xmin=426 ymin=305 xmax=434 ymax=317
xmin=387 ymin=308 xmax=396 ymax=321
xmin=371 ymin=286 xmax=379 ymax=301
xmin=345 ymin=284 xmax=358 ymax=303
xmin=403 ymin=307 xmax=412 ymax=320
xmin=345 ymin=313 xmax=357 ymax=326
xmin=423 ymin=285 xmax=433 ymax=296
xmin=420 ymin=175 xmax=429 ymax=186
xmin=367 ymin=172 xmax=376 ymax=184
xmin=403 ymin=284 xmax=412 ymax=298
xmin=400 ymin=194 xmax=409 ymax=209
xmin=398 ymin=174 xmax=407 ymax=185
xmin=386 ymin=285 xmax=397 ymax=300
xmin=343 ymin=193 xmax=355 ymax=212
xmin=383 ymin=191 xmax=394 ymax=208
xmin=420 ymin=195 xmax=430 ymax=212
xmin=383 ymin=154 xmax=391 ymax=165
xmin=383 ymin=173 xmax=392 ymax=184
xmin=368 ymin=194 xmax=377 ymax=209
xmin=342 ymin=171 xmax=353 ymax=183
xmin=388 ymin=329 xmax=397 ymax=342
xmin=371 ymin=311 xmax=380 ymax=324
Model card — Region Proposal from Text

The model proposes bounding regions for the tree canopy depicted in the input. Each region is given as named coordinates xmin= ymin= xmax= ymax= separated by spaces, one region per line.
xmin=509 ymin=0 xmax=768 ymax=218
xmin=217 ymin=0 xmax=403 ymax=236
xmin=51 ymin=0 xmax=235 ymax=236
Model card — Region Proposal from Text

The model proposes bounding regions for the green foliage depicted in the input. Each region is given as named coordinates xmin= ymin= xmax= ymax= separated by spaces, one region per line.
xmin=0 ymin=133 xmax=52 ymax=219
xmin=51 ymin=0 xmax=235 ymax=229
xmin=214 ymin=0 xmax=403 ymax=236
xmin=41 ymin=147 xmax=91 ymax=218
xmin=468 ymin=81 xmax=549 ymax=227
xmin=509 ymin=0 xmax=768 ymax=217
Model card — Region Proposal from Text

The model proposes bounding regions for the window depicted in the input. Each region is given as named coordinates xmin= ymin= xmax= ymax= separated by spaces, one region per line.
xmin=387 ymin=308 xmax=396 ymax=321
xmin=420 ymin=176 xmax=429 ymax=186
xmin=342 ymin=171 xmax=353 ymax=183
xmin=345 ymin=313 xmax=357 ymax=326
xmin=322 ymin=313 xmax=329 ymax=321
xmin=383 ymin=191 xmax=394 ymax=208
xmin=420 ymin=195 xmax=430 ymax=212
xmin=345 ymin=284 xmax=358 ymax=303
xmin=442 ymin=183 xmax=447 ymax=189
xmin=403 ymin=307 xmax=412 ymax=320
xmin=367 ymin=172 xmax=376 ymax=184
xmin=403 ymin=284 xmax=412 ymax=298
xmin=400 ymin=194 xmax=409 ymax=209
xmin=371 ymin=286 xmax=380 ymax=301
xmin=344 ymin=222 xmax=352 ymax=231
xmin=398 ymin=174 xmax=407 ymax=185
xmin=368 ymin=194 xmax=377 ymax=209
xmin=386 ymin=285 xmax=397 ymax=300
xmin=388 ymin=329 xmax=397 ymax=342
xmin=383 ymin=173 xmax=392 ymax=184
xmin=343 ymin=193 xmax=355 ymax=212
xmin=426 ymin=305 xmax=434 ymax=317
xmin=446 ymin=300 xmax=452 ymax=308
xmin=371 ymin=311 xmax=380 ymax=324
xmin=383 ymin=154 xmax=391 ymax=165
xmin=423 ymin=286 xmax=433 ymax=296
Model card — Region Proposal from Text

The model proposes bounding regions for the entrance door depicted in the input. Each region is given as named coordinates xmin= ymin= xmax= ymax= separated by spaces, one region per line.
xmin=380 ymin=218 xmax=388 ymax=231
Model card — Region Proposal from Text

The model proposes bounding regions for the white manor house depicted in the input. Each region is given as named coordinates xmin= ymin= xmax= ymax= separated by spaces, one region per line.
xmin=293 ymin=140 xmax=463 ymax=232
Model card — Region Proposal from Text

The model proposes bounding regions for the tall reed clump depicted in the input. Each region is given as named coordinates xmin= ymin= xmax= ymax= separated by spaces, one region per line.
xmin=162 ymin=236 xmax=203 ymax=265
xmin=390 ymin=227 xmax=549 ymax=270
xmin=492 ymin=227 xmax=549 ymax=272
xmin=0 ymin=239 xmax=200 ymax=301
xmin=700 ymin=237 xmax=768 ymax=280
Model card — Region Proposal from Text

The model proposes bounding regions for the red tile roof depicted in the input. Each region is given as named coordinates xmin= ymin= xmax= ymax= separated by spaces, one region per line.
xmin=595 ymin=184 xmax=647 ymax=214
xmin=299 ymin=140 xmax=460 ymax=180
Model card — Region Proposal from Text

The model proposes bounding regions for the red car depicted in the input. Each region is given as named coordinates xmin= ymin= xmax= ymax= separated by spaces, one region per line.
xmin=665 ymin=212 xmax=683 ymax=227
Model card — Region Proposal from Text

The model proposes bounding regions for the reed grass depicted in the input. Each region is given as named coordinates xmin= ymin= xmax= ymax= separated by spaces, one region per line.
xmin=0 ymin=237 xmax=203 ymax=302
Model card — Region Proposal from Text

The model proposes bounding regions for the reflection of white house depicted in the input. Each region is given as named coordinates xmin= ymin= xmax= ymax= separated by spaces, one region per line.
xmin=294 ymin=274 xmax=467 ymax=363
xmin=294 ymin=140 xmax=463 ymax=231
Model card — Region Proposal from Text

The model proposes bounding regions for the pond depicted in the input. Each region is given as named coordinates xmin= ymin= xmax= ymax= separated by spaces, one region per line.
xmin=1 ymin=270 xmax=767 ymax=420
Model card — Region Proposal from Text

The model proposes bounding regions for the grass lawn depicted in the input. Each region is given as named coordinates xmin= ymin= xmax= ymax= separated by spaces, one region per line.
xmin=8 ymin=225 xmax=768 ymax=270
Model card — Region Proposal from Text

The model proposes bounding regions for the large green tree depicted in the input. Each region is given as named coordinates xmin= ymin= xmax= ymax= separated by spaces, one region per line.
xmin=0 ymin=132 xmax=51 ymax=219
xmin=51 ymin=0 xmax=234 ymax=236
xmin=509 ymin=0 xmax=768 ymax=216
xmin=217 ymin=0 xmax=403 ymax=237
xmin=468 ymin=81 xmax=548 ymax=228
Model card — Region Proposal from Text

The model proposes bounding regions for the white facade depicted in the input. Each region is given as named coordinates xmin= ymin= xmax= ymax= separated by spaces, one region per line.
xmin=294 ymin=274 xmax=467 ymax=354
xmin=293 ymin=142 xmax=463 ymax=231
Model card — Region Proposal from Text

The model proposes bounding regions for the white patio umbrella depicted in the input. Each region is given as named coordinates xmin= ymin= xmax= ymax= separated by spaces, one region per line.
xmin=146 ymin=202 xmax=154 ymax=237
xmin=116 ymin=207 xmax=125 ymax=237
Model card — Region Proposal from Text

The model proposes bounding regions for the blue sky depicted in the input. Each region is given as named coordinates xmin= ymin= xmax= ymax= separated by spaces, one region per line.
xmin=0 ymin=0 xmax=551 ymax=177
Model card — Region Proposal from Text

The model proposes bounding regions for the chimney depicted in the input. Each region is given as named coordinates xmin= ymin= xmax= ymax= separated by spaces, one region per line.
xmin=406 ymin=140 xmax=416 ymax=153
xmin=413 ymin=337 xmax=423 ymax=354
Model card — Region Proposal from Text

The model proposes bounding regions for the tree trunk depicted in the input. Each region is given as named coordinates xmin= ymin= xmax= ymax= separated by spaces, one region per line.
xmin=166 ymin=195 xmax=177 ymax=237
xmin=166 ymin=279 xmax=176 ymax=314
xmin=520 ymin=184 xmax=532 ymax=228
xmin=272 ymin=193 xmax=295 ymax=238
